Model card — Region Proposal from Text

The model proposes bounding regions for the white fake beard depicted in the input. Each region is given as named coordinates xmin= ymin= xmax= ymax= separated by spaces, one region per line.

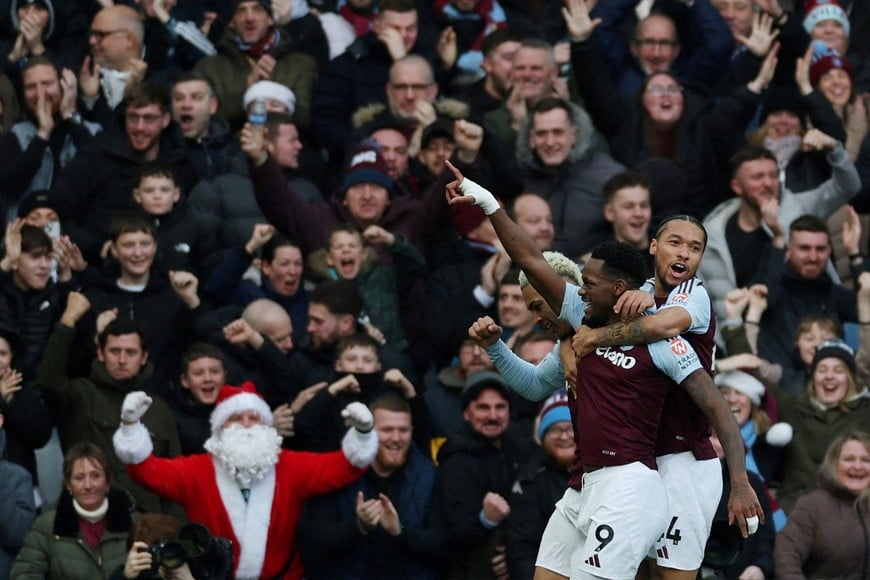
xmin=204 ymin=424 xmax=282 ymax=488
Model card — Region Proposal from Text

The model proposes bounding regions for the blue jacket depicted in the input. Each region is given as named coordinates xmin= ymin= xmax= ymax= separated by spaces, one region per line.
xmin=0 ymin=429 xmax=36 ymax=580
xmin=592 ymin=0 xmax=733 ymax=100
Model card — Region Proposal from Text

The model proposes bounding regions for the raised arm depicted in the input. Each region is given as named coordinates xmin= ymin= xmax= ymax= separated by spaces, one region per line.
xmin=241 ymin=122 xmax=333 ymax=254
xmin=445 ymin=161 xmax=566 ymax=314
xmin=469 ymin=316 xmax=564 ymax=401
xmin=34 ymin=291 xmax=91 ymax=404
xmin=800 ymin=130 xmax=862 ymax=218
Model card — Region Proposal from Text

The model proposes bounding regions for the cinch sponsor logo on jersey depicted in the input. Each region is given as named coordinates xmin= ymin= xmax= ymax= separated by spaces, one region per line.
xmin=595 ymin=347 xmax=636 ymax=369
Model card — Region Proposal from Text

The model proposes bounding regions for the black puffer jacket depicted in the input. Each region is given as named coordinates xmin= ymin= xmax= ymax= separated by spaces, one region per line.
xmin=506 ymin=451 xmax=570 ymax=580
xmin=48 ymin=123 xmax=196 ymax=264
xmin=0 ymin=272 xmax=67 ymax=379
xmin=437 ymin=427 xmax=522 ymax=580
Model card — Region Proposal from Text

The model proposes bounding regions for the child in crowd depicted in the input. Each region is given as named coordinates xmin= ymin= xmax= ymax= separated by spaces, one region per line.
xmin=293 ymin=333 xmax=432 ymax=452
xmin=308 ymin=223 xmax=425 ymax=351
xmin=132 ymin=162 xmax=219 ymax=276
xmin=167 ymin=342 xmax=227 ymax=455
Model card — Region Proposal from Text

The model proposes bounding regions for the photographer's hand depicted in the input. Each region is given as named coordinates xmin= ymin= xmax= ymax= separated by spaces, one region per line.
xmin=123 ymin=541 xmax=152 ymax=579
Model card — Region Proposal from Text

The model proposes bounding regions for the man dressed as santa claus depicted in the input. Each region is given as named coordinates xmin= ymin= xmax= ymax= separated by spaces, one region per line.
xmin=113 ymin=382 xmax=378 ymax=579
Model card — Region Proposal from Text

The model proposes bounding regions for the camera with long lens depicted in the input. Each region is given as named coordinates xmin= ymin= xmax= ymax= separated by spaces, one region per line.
xmin=139 ymin=523 xmax=233 ymax=580
xmin=142 ymin=540 xmax=187 ymax=577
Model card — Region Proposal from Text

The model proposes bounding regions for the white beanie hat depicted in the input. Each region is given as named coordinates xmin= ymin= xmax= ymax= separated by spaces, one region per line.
xmin=802 ymin=0 xmax=850 ymax=38
xmin=209 ymin=382 xmax=273 ymax=435
xmin=714 ymin=370 xmax=765 ymax=406
xmin=243 ymin=81 xmax=296 ymax=115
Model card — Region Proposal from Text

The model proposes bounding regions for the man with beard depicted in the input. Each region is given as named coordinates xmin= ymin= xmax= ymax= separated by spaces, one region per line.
xmin=194 ymin=0 xmax=317 ymax=130
xmin=113 ymin=382 xmax=378 ymax=580
xmin=0 ymin=57 xmax=100 ymax=213
xmin=290 ymin=279 xmax=417 ymax=392
xmin=436 ymin=371 xmax=520 ymax=580
xmin=546 ymin=207 xmax=757 ymax=580
xmin=446 ymin=164 xmax=762 ymax=580
xmin=48 ymin=82 xmax=196 ymax=265
xmin=297 ymin=391 xmax=447 ymax=579
xmin=755 ymin=214 xmax=860 ymax=372
xmin=450 ymin=27 xmax=523 ymax=122
xmin=700 ymin=139 xmax=859 ymax=324
xmin=468 ymin=251 xmax=582 ymax=403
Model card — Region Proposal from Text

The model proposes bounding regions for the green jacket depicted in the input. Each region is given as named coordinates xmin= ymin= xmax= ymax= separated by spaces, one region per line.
xmin=35 ymin=324 xmax=183 ymax=515
xmin=11 ymin=488 xmax=133 ymax=580
xmin=776 ymin=386 xmax=870 ymax=513
xmin=195 ymin=32 xmax=317 ymax=130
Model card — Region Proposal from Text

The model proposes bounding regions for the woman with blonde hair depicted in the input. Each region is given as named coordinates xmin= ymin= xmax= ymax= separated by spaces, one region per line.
xmin=774 ymin=430 xmax=870 ymax=579
xmin=775 ymin=338 xmax=870 ymax=513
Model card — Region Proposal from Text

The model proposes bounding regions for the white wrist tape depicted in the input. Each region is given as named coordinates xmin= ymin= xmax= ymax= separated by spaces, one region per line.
xmin=459 ymin=177 xmax=500 ymax=215
xmin=746 ymin=515 xmax=759 ymax=535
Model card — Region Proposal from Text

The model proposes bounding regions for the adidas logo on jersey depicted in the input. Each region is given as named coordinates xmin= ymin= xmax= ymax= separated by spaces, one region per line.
xmin=595 ymin=347 xmax=637 ymax=369
xmin=584 ymin=554 xmax=602 ymax=568
xmin=656 ymin=546 xmax=670 ymax=559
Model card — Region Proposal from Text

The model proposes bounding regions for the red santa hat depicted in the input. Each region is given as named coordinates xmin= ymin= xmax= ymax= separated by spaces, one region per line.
xmin=209 ymin=382 xmax=273 ymax=435
xmin=714 ymin=370 xmax=764 ymax=406
xmin=803 ymin=0 xmax=850 ymax=37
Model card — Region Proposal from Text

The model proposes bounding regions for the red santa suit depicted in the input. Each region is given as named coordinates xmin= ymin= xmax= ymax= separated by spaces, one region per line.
xmin=113 ymin=384 xmax=377 ymax=579
xmin=125 ymin=450 xmax=363 ymax=578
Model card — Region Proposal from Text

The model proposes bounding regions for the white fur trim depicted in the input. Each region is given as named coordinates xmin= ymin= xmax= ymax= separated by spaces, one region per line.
xmin=243 ymin=81 xmax=296 ymax=115
xmin=714 ymin=370 xmax=764 ymax=406
xmin=213 ymin=456 xmax=273 ymax=579
xmin=765 ymin=422 xmax=794 ymax=447
xmin=112 ymin=422 xmax=153 ymax=464
xmin=210 ymin=393 xmax=273 ymax=434
xmin=341 ymin=427 xmax=378 ymax=468
xmin=318 ymin=12 xmax=355 ymax=60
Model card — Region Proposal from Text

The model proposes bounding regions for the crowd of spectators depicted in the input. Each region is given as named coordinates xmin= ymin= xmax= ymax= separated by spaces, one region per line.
xmin=0 ymin=0 xmax=869 ymax=578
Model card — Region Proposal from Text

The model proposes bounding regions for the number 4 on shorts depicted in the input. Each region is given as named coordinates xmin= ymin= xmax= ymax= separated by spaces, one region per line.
xmin=660 ymin=516 xmax=681 ymax=545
